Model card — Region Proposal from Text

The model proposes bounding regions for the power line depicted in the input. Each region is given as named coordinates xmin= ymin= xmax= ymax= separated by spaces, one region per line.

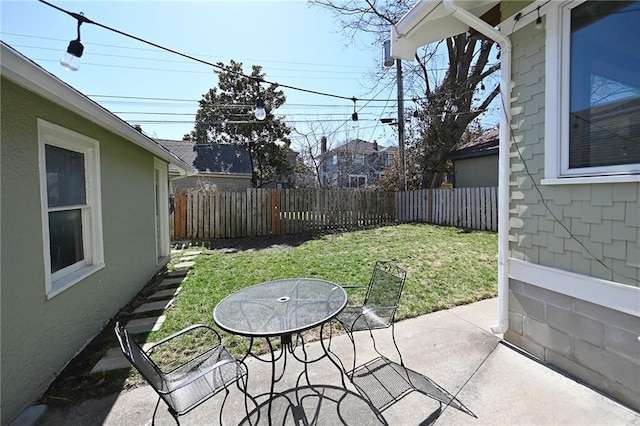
xmin=30 ymin=57 xmax=369 ymax=80
xmin=37 ymin=0 xmax=422 ymax=104
xmin=13 ymin=43 xmax=373 ymax=76
xmin=1 ymin=31 xmax=374 ymax=70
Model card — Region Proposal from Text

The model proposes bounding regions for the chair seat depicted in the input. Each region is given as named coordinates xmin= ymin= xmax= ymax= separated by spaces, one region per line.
xmin=163 ymin=345 xmax=247 ymax=415
xmin=336 ymin=306 xmax=392 ymax=332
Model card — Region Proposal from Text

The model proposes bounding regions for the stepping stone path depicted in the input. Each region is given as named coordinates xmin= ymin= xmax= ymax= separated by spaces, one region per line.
xmin=90 ymin=250 xmax=202 ymax=374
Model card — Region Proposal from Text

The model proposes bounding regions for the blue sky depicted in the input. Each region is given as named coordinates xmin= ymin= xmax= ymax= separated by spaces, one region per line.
xmin=1 ymin=0 xmax=405 ymax=150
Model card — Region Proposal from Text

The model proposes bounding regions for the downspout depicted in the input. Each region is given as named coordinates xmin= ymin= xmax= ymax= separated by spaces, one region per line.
xmin=443 ymin=0 xmax=511 ymax=334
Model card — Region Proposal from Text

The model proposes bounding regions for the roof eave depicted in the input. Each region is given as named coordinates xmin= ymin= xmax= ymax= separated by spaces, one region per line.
xmin=0 ymin=43 xmax=196 ymax=175
xmin=391 ymin=0 xmax=500 ymax=60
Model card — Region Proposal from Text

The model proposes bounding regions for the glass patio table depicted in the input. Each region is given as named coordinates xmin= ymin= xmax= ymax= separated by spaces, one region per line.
xmin=213 ymin=278 xmax=348 ymax=423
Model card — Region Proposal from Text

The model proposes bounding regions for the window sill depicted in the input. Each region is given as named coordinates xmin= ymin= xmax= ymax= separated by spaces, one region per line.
xmin=46 ymin=263 xmax=105 ymax=299
xmin=541 ymin=175 xmax=640 ymax=185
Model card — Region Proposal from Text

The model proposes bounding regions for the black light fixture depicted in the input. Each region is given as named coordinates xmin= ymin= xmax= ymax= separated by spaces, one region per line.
xmin=535 ymin=7 xmax=543 ymax=30
xmin=254 ymin=80 xmax=266 ymax=120
xmin=411 ymin=110 xmax=419 ymax=126
xmin=450 ymin=99 xmax=459 ymax=113
xmin=351 ymin=97 xmax=358 ymax=121
xmin=60 ymin=13 xmax=84 ymax=71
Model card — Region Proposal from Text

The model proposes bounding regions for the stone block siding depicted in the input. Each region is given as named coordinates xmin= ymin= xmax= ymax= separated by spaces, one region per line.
xmin=509 ymin=23 xmax=640 ymax=286
xmin=506 ymin=280 xmax=640 ymax=411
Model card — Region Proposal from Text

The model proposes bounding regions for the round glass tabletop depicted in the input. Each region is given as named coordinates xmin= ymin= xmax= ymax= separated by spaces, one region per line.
xmin=213 ymin=278 xmax=347 ymax=337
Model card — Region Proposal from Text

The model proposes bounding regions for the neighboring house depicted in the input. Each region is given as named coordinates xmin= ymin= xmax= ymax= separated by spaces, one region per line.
xmin=448 ymin=128 xmax=499 ymax=188
xmin=0 ymin=42 xmax=193 ymax=424
xmin=392 ymin=0 xmax=639 ymax=410
xmin=318 ymin=138 xmax=397 ymax=188
xmin=156 ymin=139 xmax=253 ymax=192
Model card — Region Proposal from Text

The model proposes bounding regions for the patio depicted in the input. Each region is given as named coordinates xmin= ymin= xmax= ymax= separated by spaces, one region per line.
xmin=34 ymin=298 xmax=639 ymax=425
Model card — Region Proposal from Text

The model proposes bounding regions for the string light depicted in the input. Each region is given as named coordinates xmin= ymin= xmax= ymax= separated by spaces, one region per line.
xmin=60 ymin=12 xmax=85 ymax=71
xmin=351 ymin=97 xmax=359 ymax=121
xmin=254 ymin=80 xmax=266 ymax=120
xmin=535 ymin=7 xmax=544 ymax=30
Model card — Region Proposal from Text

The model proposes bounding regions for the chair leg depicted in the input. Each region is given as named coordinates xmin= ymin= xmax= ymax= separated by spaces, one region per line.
xmin=218 ymin=387 xmax=230 ymax=426
xmin=238 ymin=370 xmax=260 ymax=426
xmin=347 ymin=330 xmax=358 ymax=380
xmin=390 ymin=323 xmax=406 ymax=368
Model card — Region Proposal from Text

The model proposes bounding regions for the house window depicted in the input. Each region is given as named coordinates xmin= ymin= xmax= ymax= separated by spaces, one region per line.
xmin=546 ymin=1 xmax=640 ymax=181
xmin=349 ymin=174 xmax=367 ymax=188
xmin=38 ymin=119 xmax=104 ymax=298
xmin=353 ymin=153 xmax=365 ymax=165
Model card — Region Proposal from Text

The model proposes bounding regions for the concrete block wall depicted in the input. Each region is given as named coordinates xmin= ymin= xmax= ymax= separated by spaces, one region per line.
xmin=506 ymin=279 xmax=640 ymax=411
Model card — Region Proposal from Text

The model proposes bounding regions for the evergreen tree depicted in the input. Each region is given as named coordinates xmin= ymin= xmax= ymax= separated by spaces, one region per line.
xmin=184 ymin=60 xmax=294 ymax=187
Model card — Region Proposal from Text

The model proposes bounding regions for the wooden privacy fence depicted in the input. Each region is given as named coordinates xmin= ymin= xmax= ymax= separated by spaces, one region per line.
xmin=396 ymin=187 xmax=498 ymax=232
xmin=171 ymin=188 xmax=395 ymax=240
xmin=170 ymin=187 xmax=498 ymax=240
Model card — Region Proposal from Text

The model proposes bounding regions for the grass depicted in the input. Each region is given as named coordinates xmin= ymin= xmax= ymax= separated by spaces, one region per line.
xmin=42 ymin=223 xmax=497 ymax=405
xmin=153 ymin=223 xmax=498 ymax=358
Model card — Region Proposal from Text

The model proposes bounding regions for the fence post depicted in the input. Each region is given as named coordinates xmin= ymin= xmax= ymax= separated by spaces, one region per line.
xmin=271 ymin=189 xmax=281 ymax=235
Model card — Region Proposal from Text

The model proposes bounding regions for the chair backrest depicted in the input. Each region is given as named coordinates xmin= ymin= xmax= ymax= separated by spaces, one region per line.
xmin=114 ymin=322 xmax=166 ymax=393
xmin=363 ymin=261 xmax=407 ymax=325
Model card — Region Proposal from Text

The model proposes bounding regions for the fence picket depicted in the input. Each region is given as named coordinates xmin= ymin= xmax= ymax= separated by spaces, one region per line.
xmin=168 ymin=186 xmax=498 ymax=240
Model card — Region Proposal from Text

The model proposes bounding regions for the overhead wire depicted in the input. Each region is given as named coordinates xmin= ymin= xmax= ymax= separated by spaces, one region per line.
xmin=36 ymin=0 xmax=426 ymax=104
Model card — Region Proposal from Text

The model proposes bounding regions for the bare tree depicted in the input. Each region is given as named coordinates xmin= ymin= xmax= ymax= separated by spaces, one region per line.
xmin=310 ymin=0 xmax=501 ymax=188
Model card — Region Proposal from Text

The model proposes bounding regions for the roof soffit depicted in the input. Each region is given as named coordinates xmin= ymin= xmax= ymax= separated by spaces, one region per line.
xmin=391 ymin=0 xmax=500 ymax=60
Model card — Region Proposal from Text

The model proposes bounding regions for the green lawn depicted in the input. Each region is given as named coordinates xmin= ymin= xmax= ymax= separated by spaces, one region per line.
xmin=152 ymin=223 xmax=498 ymax=358
xmin=42 ymin=223 xmax=497 ymax=404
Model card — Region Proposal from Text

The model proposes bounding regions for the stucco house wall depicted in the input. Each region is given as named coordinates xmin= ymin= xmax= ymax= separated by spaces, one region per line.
xmin=505 ymin=14 xmax=640 ymax=410
xmin=0 ymin=52 xmax=188 ymax=422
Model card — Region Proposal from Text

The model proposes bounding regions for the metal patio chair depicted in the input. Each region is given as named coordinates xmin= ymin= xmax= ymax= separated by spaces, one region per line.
xmin=115 ymin=322 xmax=251 ymax=425
xmin=331 ymin=260 xmax=407 ymax=379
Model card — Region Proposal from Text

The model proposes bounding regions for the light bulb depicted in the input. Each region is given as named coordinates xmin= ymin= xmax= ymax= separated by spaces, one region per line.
xmin=411 ymin=111 xmax=419 ymax=126
xmin=535 ymin=16 xmax=543 ymax=30
xmin=60 ymin=39 xmax=84 ymax=72
xmin=254 ymin=98 xmax=266 ymax=120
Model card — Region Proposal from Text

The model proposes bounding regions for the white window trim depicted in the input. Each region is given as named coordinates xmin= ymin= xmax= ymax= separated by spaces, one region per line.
xmin=543 ymin=0 xmax=640 ymax=184
xmin=348 ymin=174 xmax=367 ymax=188
xmin=38 ymin=119 xmax=104 ymax=298
xmin=154 ymin=158 xmax=170 ymax=263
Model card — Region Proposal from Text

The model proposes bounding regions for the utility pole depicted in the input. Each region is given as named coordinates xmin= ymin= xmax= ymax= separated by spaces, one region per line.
xmin=385 ymin=40 xmax=406 ymax=191
xmin=396 ymin=59 xmax=406 ymax=191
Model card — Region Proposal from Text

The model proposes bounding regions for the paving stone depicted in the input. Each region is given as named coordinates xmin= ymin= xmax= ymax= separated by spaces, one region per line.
xmin=183 ymin=250 xmax=202 ymax=256
xmin=158 ymin=277 xmax=185 ymax=287
xmin=174 ymin=261 xmax=195 ymax=269
xmin=179 ymin=255 xmax=198 ymax=262
xmin=90 ymin=349 xmax=130 ymax=373
xmin=149 ymin=287 xmax=181 ymax=299
xmin=90 ymin=344 xmax=153 ymax=373
xmin=133 ymin=299 xmax=174 ymax=314
xmin=125 ymin=315 xmax=166 ymax=334
xmin=166 ymin=269 xmax=188 ymax=278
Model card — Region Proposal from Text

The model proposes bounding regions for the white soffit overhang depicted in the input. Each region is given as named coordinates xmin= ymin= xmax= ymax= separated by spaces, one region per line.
xmin=391 ymin=0 xmax=500 ymax=60
xmin=0 ymin=42 xmax=195 ymax=175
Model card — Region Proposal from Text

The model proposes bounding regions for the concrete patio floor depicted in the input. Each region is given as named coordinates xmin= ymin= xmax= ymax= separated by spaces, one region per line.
xmin=34 ymin=298 xmax=640 ymax=425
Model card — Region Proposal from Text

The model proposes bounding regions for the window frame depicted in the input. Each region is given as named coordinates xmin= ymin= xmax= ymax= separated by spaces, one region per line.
xmin=348 ymin=174 xmax=367 ymax=188
xmin=38 ymin=119 xmax=104 ymax=298
xmin=543 ymin=0 xmax=640 ymax=184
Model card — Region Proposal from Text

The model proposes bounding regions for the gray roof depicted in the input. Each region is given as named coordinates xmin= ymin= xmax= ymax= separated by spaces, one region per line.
xmin=448 ymin=128 xmax=499 ymax=160
xmin=156 ymin=140 xmax=252 ymax=175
